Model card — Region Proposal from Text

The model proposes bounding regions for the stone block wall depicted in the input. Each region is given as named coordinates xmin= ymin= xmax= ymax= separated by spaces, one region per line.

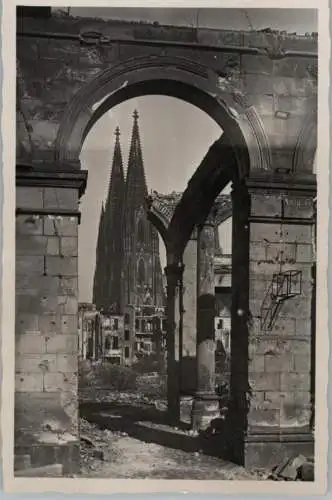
xmin=228 ymin=175 xmax=316 ymax=468
xmin=15 ymin=173 xmax=86 ymax=476
xmin=248 ymin=189 xmax=315 ymax=431
xmin=17 ymin=12 xmax=317 ymax=167
xmin=243 ymin=177 xmax=316 ymax=467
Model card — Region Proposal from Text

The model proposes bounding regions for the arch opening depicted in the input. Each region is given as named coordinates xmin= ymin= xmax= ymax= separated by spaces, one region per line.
xmin=73 ymin=64 xmax=260 ymax=439
xmin=56 ymin=56 xmax=270 ymax=178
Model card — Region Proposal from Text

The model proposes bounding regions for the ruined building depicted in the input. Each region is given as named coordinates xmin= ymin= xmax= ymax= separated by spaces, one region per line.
xmin=15 ymin=7 xmax=318 ymax=472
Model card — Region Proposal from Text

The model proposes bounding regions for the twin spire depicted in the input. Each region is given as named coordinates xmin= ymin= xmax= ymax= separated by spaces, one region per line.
xmin=106 ymin=109 xmax=147 ymax=207
xmin=105 ymin=109 xmax=143 ymax=208
xmin=114 ymin=109 xmax=139 ymax=146
xmin=93 ymin=108 xmax=163 ymax=312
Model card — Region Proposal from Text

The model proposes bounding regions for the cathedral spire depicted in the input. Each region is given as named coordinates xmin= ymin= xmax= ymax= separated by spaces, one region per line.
xmin=106 ymin=126 xmax=124 ymax=209
xmin=122 ymin=110 xmax=164 ymax=307
xmin=93 ymin=126 xmax=125 ymax=313
xmin=93 ymin=202 xmax=106 ymax=309
xmin=125 ymin=109 xmax=148 ymax=203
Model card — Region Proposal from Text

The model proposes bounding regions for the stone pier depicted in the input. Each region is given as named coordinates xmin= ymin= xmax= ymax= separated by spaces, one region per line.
xmin=15 ymin=165 xmax=87 ymax=476
xmin=191 ymin=219 xmax=220 ymax=431
xmin=164 ymin=261 xmax=184 ymax=424
xmin=228 ymin=174 xmax=316 ymax=468
xmin=181 ymin=230 xmax=198 ymax=395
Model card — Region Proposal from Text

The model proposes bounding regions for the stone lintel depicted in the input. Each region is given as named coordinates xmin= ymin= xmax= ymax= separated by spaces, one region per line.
xmin=248 ymin=216 xmax=315 ymax=225
xmin=16 ymin=164 xmax=88 ymax=198
xmin=246 ymin=172 xmax=317 ymax=195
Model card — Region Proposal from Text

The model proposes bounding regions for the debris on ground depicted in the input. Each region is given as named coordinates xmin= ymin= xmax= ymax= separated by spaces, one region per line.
xmin=78 ymin=415 xmax=264 ymax=480
xmin=80 ymin=434 xmax=95 ymax=447
xmin=78 ymin=396 xmax=314 ymax=481
xmin=269 ymin=455 xmax=314 ymax=481
xmin=298 ymin=459 xmax=314 ymax=481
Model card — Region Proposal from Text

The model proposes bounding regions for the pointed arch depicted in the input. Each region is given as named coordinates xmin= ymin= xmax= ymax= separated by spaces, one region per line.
xmin=137 ymin=258 xmax=145 ymax=285
xmin=137 ymin=217 xmax=145 ymax=244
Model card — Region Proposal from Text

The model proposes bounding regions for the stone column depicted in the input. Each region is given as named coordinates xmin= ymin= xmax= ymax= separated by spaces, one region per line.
xmin=191 ymin=218 xmax=220 ymax=431
xmin=181 ymin=229 xmax=198 ymax=395
xmin=165 ymin=261 xmax=184 ymax=424
xmin=81 ymin=313 xmax=88 ymax=360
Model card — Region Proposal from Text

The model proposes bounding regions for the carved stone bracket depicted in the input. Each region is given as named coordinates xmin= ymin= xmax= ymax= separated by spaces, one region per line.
xmin=200 ymin=196 xmax=233 ymax=227
xmin=147 ymin=191 xmax=232 ymax=236
xmin=146 ymin=191 xmax=183 ymax=233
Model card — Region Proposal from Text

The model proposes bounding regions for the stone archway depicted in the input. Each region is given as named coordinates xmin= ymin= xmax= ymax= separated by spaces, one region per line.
xmin=14 ymin=11 xmax=320 ymax=475
xmin=16 ymin=49 xmax=317 ymax=471
xmin=53 ymin=55 xmax=277 ymax=461
xmin=55 ymin=55 xmax=270 ymax=176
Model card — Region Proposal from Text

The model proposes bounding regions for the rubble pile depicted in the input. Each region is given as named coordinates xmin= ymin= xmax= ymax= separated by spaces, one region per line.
xmin=269 ymin=455 xmax=314 ymax=481
xmin=79 ymin=418 xmax=124 ymax=474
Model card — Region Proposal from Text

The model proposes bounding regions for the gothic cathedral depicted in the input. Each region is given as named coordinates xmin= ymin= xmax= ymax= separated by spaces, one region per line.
xmin=93 ymin=110 xmax=165 ymax=313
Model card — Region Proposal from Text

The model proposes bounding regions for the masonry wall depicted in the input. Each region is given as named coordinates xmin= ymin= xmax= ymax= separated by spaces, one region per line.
xmin=15 ymin=10 xmax=318 ymax=471
xmin=15 ymin=185 xmax=80 ymax=475
xmin=244 ymin=181 xmax=316 ymax=467
xmin=17 ymin=14 xmax=317 ymax=165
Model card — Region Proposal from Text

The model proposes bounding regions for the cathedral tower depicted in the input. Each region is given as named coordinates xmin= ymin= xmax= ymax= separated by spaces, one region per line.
xmin=123 ymin=110 xmax=164 ymax=308
xmin=93 ymin=126 xmax=125 ymax=312
xmin=92 ymin=202 xmax=105 ymax=309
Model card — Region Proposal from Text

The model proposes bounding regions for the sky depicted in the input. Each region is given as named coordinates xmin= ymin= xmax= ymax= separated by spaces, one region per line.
xmin=79 ymin=96 xmax=232 ymax=303
xmin=76 ymin=8 xmax=318 ymax=303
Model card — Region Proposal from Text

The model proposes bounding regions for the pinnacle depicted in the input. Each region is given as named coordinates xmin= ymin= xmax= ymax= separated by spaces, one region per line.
xmin=115 ymin=126 xmax=120 ymax=139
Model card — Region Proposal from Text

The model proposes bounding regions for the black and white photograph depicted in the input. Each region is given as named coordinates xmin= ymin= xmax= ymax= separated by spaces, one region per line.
xmin=1 ymin=1 xmax=329 ymax=494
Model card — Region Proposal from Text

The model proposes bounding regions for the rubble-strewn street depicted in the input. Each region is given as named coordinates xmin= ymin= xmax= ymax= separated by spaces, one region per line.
xmin=78 ymin=390 xmax=314 ymax=481
xmin=79 ymin=388 xmax=261 ymax=479
xmin=79 ymin=416 xmax=263 ymax=480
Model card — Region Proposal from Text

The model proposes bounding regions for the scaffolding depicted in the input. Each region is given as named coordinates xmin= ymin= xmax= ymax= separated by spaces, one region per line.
xmin=260 ymin=269 xmax=302 ymax=331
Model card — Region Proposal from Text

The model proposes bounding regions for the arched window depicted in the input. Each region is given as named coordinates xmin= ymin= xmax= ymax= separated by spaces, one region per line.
xmin=137 ymin=218 xmax=145 ymax=243
xmin=138 ymin=259 xmax=145 ymax=285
